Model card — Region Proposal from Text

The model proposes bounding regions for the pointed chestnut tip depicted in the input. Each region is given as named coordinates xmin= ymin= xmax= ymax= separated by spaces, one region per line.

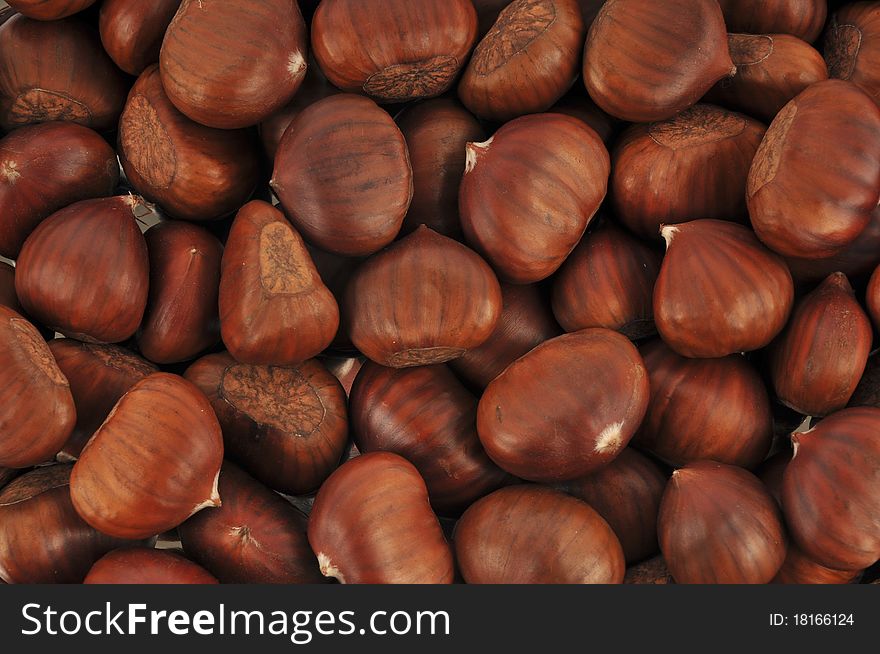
xmin=660 ymin=224 xmax=679 ymax=247
xmin=822 ymin=271 xmax=854 ymax=294
xmin=465 ymin=136 xmax=494 ymax=174
xmin=287 ymin=50 xmax=307 ymax=78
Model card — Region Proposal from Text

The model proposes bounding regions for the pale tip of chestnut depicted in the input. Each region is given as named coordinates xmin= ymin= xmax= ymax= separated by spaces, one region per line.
xmin=1 ymin=160 xmax=19 ymax=184
xmin=594 ymin=421 xmax=625 ymax=454
xmin=229 ymin=525 xmax=257 ymax=546
xmin=317 ymin=552 xmax=346 ymax=584
xmin=465 ymin=136 xmax=494 ymax=174
xmin=660 ymin=224 xmax=679 ymax=247
xmin=190 ymin=469 xmax=222 ymax=516
xmin=287 ymin=50 xmax=307 ymax=79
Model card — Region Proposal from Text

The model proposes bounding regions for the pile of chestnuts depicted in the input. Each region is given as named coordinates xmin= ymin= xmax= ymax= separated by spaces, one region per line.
xmin=0 ymin=0 xmax=879 ymax=586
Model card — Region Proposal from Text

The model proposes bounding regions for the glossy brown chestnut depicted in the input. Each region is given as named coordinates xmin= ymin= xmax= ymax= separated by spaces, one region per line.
xmin=0 ymin=261 xmax=23 ymax=315
xmin=455 ymin=485 xmax=625 ymax=584
xmin=271 ymin=94 xmax=412 ymax=257
xmin=477 ymin=329 xmax=649 ymax=482
xmin=458 ymin=0 xmax=585 ymax=121
xmin=635 ymin=339 xmax=773 ymax=468
xmin=179 ymin=462 xmax=323 ymax=584
xmin=717 ymin=0 xmax=828 ymax=43
xmin=782 ymin=407 xmax=880 ymax=570
xmin=0 ymin=122 xmax=118 ymax=259
xmin=84 ymin=548 xmax=218 ymax=584
xmin=551 ymin=220 xmax=662 ymax=338
xmin=15 ymin=196 xmax=150 ymax=344
xmin=0 ymin=306 xmax=75 ymax=468
xmin=459 ymin=113 xmax=609 ymax=283
xmin=160 ymin=0 xmax=308 ymax=129
xmin=557 ymin=448 xmax=667 ymax=564
xmin=583 ymin=0 xmax=735 ymax=122
xmin=119 ymin=65 xmax=261 ymax=223
xmin=184 ymin=352 xmax=348 ymax=496
xmin=550 ymin=91 xmax=618 ymax=145
xmin=70 ymin=373 xmax=224 ymax=540
xmin=772 ymin=545 xmax=861 ymax=584
xmin=308 ymin=452 xmax=454 ymax=584
xmin=825 ymin=3 xmax=880 ymax=105
xmin=305 ymin=245 xmax=360 ymax=353
xmin=658 ymin=461 xmax=787 ymax=584
xmin=5 ymin=0 xmax=95 ymax=20
xmin=747 ymin=80 xmax=880 ymax=258
xmin=611 ymin=105 xmax=766 ymax=238
xmin=138 ymin=220 xmax=222 ymax=364
xmin=654 ymin=220 xmax=795 ymax=358
xmin=312 ymin=0 xmax=476 ymax=103
xmin=219 ymin=200 xmax=339 ymax=366
xmin=0 ymin=15 xmax=128 ymax=132
xmin=624 ymin=556 xmax=675 ymax=584
xmin=99 ymin=0 xmax=180 ymax=76
xmin=344 ymin=226 xmax=502 ymax=368
xmin=769 ymin=273 xmax=872 ymax=417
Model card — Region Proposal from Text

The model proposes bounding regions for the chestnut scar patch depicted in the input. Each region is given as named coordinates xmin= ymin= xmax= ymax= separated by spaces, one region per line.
xmin=471 ymin=0 xmax=557 ymax=75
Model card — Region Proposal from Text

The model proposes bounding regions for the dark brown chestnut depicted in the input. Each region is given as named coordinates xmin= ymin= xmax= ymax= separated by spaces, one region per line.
xmin=308 ymin=451 xmax=454 ymax=584
xmin=321 ymin=355 xmax=364 ymax=397
xmin=312 ymin=0 xmax=477 ymax=103
xmin=99 ymin=0 xmax=180 ymax=76
xmin=0 ymin=261 xmax=23 ymax=316
xmin=458 ymin=0 xmax=586 ymax=121
xmin=658 ymin=461 xmax=787 ymax=584
xmin=159 ymin=0 xmax=308 ymax=129
xmin=477 ymin=329 xmax=649 ymax=482
xmin=550 ymin=90 xmax=619 ymax=145
xmin=459 ymin=113 xmax=609 ymax=283
xmin=583 ymin=0 xmax=735 ymax=122
xmin=772 ymin=545 xmax=861 ymax=584
xmin=345 ymin=226 xmax=502 ymax=368
xmin=0 ymin=467 xmax=19 ymax=491
xmin=654 ymin=220 xmax=795 ymax=358
xmin=84 ymin=548 xmax=218 ymax=584
xmin=868 ymin=262 xmax=880 ymax=331
xmin=825 ymin=2 xmax=880 ymax=105
xmin=717 ymin=0 xmax=828 ymax=43
xmin=305 ymin=244 xmax=361 ymax=353
xmin=624 ymin=556 xmax=675 ymax=584
xmin=15 ymin=196 xmax=150 ymax=344
xmin=5 ymin=1 xmax=95 ymax=20
xmin=219 ymin=200 xmax=339 ymax=366
xmin=454 ymin=485 xmax=625 ymax=584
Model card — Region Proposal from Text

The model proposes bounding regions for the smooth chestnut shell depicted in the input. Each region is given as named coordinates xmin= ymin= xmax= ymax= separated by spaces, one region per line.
xmin=459 ymin=0 xmax=586 ymax=121
xmin=84 ymin=548 xmax=218 ymax=584
xmin=583 ymin=0 xmax=735 ymax=122
xmin=0 ymin=121 xmax=118 ymax=259
xmin=455 ymin=485 xmax=625 ymax=584
xmin=654 ymin=219 xmax=795 ymax=358
xmin=5 ymin=1 xmax=95 ymax=20
xmin=659 ymin=461 xmax=787 ymax=584
xmin=345 ymin=226 xmax=502 ymax=368
xmin=772 ymin=545 xmax=861 ymax=584
xmin=313 ymin=0 xmax=477 ymax=103
xmin=99 ymin=0 xmax=181 ymax=76
xmin=459 ymin=113 xmax=609 ymax=284
xmin=477 ymin=328 xmax=649 ymax=482
xmin=825 ymin=3 xmax=880 ymax=105
xmin=308 ymin=451 xmax=455 ymax=584
xmin=747 ymin=80 xmax=880 ymax=259
xmin=70 ymin=373 xmax=224 ymax=540
xmin=717 ymin=0 xmax=828 ymax=43
xmin=184 ymin=352 xmax=348 ymax=496
xmin=159 ymin=0 xmax=308 ymax=129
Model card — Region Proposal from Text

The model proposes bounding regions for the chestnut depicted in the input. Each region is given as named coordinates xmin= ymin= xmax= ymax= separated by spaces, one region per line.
xmin=184 ymin=352 xmax=348 ymax=496
xmin=717 ymin=0 xmax=828 ymax=43
xmin=868 ymin=263 xmax=880 ymax=331
xmin=556 ymin=448 xmax=667 ymax=564
xmin=219 ymin=200 xmax=339 ymax=366
xmin=477 ymin=329 xmax=649 ymax=482
xmin=772 ymin=545 xmax=861 ymax=585
xmin=551 ymin=220 xmax=662 ymax=338
xmin=119 ymin=65 xmax=261 ymax=223
xmin=344 ymin=226 xmax=502 ymax=368
xmin=0 ymin=15 xmax=128 ymax=132
xmin=624 ymin=556 xmax=675 ymax=585
xmin=5 ymin=1 xmax=96 ymax=20
xmin=459 ymin=113 xmax=610 ymax=283
xmin=611 ymin=105 xmax=766 ymax=239
xmin=308 ymin=452 xmax=454 ymax=584
xmin=550 ymin=90 xmax=619 ymax=145
xmin=658 ymin=461 xmax=787 ymax=584
xmin=178 ymin=462 xmax=323 ymax=584
xmin=583 ymin=0 xmax=735 ymax=122
xmin=99 ymin=0 xmax=181 ymax=76
xmin=849 ymin=351 xmax=880 ymax=410
xmin=458 ymin=0 xmax=586 ymax=121
xmin=271 ymin=94 xmax=412 ymax=257
xmin=321 ymin=355 xmax=363 ymax=397
xmin=769 ymin=273 xmax=872 ymax=417
xmin=782 ymin=407 xmax=880 ymax=571
xmin=454 ymin=485 xmax=625 ymax=584
xmin=159 ymin=0 xmax=308 ymax=129
xmin=825 ymin=2 xmax=880 ymax=105
xmin=349 ymin=362 xmax=509 ymax=514
xmin=0 ymin=121 xmax=119 ymax=259
xmin=0 ymin=261 xmax=24 ymax=316
xmin=654 ymin=220 xmax=795 ymax=358
xmin=312 ymin=0 xmax=477 ymax=103
xmin=70 ymin=372 xmax=224 ymax=540
xmin=305 ymin=244 xmax=361 ymax=353
xmin=84 ymin=548 xmax=218 ymax=584
xmin=747 ymin=80 xmax=880 ymax=259
xmin=15 ymin=196 xmax=150 ymax=344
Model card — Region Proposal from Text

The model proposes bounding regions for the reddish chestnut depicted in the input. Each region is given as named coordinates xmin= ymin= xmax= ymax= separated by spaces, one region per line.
xmin=99 ymin=0 xmax=181 ymax=76
xmin=717 ymin=0 xmax=828 ymax=43
xmin=772 ymin=545 xmax=861 ymax=584
xmin=868 ymin=263 xmax=880 ymax=331
xmin=5 ymin=1 xmax=95 ymax=20
xmin=305 ymin=244 xmax=361 ymax=353
xmin=84 ymin=548 xmax=218 ymax=584
xmin=825 ymin=2 xmax=880 ymax=105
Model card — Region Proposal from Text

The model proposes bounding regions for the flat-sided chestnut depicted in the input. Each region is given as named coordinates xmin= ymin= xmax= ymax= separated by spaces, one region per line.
xmin=313 ymin=0 xmax=476 ymax=103
xmin=219 ymin=200 xmax=339 ymax=366
xmin=184 ymin=353 xmax=348 ymax=496
xmin=458 ymin=0 xmax=585 ymax=121
xmin=583 ymin=0 xmax=735 ymax=122
xmin=459 ymin=113 xmax=609 ymax=283
xmin=99 ymin=0 xmax=181 ymax=76
xmin=5 ymin=1 xmax=95 ymax=20
xmin=160 ymin=0 xmax=308 ymax=128
xmin=70 ymin=373 xmax=224 ymax=540
xmin=477 ymin=329 xmax=649 ymax=482
xmin=659 ymin=461 xmax=787 ymax=584
xmin=345 ymin=226 xmax=502 ymax=368
xmin=84 ymin=548 xmax=218 ymax=584
xmin=825 ymin=2 xmax=880 ymax=105
xmin=717 ymin=0 xmax=828 ymax=43
xmin=454 ymin=485 xmax=625 ymax=584
xmin=15 ymin=196 xmax=150 ymax=344
xmin=654 ymin=220 xmax=794 ymax=358
xmin=308 ymin=452 xmax=454 ymax=584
